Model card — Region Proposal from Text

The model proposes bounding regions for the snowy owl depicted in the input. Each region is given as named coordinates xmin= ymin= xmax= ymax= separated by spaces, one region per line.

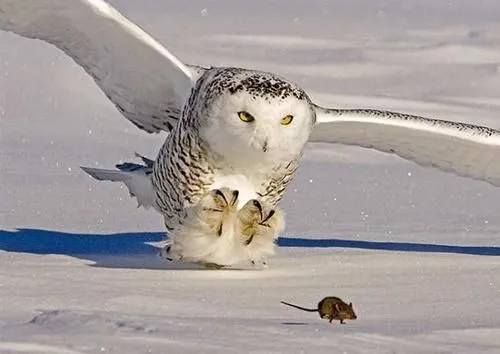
xmin=1 ymin=0 xmax=499 ymax=268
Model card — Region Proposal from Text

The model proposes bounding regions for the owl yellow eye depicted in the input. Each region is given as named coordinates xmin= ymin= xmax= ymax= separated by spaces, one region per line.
xmin=238 ymin=111 xmax=255 ymax=123
xmin=280 ymin=115 xmax=294 ymax=126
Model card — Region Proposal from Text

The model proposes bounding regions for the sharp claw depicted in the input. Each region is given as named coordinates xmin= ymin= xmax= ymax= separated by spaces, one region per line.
xmin=163 ymin=245 xmax=174 ymax=261
xmin=217 ymin=222 xmax=223 ymax=237
xmin=203 ymin=207 xmax=224 ymax=212
xmin=252 ymin=200 xmax=263 ymax=220
xmin=230 ymin=190 xmax=239 ymax=206
xmin=261 ymin=209 xmax=275 ymax=223
xmin=214 ymin=189 xmax=228 ymax=205
xmin=245 ymin=233 xmax=255 ymax=245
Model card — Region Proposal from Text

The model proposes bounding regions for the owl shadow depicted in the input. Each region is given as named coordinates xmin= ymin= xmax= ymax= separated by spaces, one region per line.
xmin=0 ymin=228 xmax=266 ymax=270
xmin=0 ymin=228 xmax=184 ymax=270
xmin=0 ymin=228 xmax=498 ymax=270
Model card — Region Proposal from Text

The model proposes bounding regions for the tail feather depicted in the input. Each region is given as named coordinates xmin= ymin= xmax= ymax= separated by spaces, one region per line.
xmin=81 ymin=154 xmax=157 ymax=210
xmin=133 ymin=152 xmax=155 ymax=168
xmin=115 ymin=152 xmax=154 ymax=173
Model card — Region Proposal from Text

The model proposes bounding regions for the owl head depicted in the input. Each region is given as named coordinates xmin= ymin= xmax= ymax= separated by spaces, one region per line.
xmin=191 ymin=68 xmax=316 ymax=166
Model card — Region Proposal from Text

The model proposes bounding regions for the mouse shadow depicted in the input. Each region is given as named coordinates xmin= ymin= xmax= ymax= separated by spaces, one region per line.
xmin=0 ymin=228 xmax=498 ymax=270
xmin=281 ymin=322 xmax=309 ymax=326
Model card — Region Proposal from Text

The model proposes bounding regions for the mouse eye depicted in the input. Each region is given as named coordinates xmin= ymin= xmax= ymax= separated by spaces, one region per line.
xmin=280 ymin=114 xmax=293 ymax=126
xmin=238 ymin=111 xmax=255 ymax=123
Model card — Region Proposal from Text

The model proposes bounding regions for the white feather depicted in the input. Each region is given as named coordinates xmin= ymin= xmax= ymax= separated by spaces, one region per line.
xmin=168 ymin=192 xmax=283 ymax=266
xmin=310 ymin=106 xmax=500 ymax=187
xmin=209 ymin=173 xmax=258 ymax=210
xmin=3 ymin=0 xmax=500 ymax=270
xmin=168 ymin=208 xmax=246 ymax=266
xmin=0 ymin=0 xmax=196 ymax=133
xmin=81 ymin=166 xmax=157 ymax=210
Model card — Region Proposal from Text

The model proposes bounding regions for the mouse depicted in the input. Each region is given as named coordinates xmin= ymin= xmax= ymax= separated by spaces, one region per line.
xmin=280 ymin=296 xmax=357 ymax=324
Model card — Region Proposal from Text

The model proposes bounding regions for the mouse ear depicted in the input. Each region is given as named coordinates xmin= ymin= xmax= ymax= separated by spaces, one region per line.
xmin=349 ymin=302 xmax=353 ymax=307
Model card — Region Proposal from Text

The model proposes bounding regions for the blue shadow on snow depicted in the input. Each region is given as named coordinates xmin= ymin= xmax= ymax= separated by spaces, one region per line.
xmin=0 ymin=228 xmax=163 ymax=255
xmin=0 ymin=228 xmax=498 ymax=269
xmin=1 ymin=228 xmax=499 ymax=256
xmin=278 ymin=237 xmax=500 ymax=256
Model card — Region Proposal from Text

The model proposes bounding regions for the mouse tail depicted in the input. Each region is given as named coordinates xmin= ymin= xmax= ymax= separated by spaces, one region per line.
xmin=280 ymin=301 xmax=317 ymax=312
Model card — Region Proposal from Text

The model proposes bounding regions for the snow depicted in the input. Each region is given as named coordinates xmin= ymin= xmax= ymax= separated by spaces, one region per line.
xmin=1 ymin=0 xmax=500 ymax=353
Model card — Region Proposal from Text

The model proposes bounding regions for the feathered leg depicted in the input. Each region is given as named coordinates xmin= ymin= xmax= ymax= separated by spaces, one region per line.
xmin=162 ymin=188 xmax=242 ymax=267
xmin=236 ymin=199 xmax=285 ymax=266
xmin=161 ymin=191 xmax=284 ymax=268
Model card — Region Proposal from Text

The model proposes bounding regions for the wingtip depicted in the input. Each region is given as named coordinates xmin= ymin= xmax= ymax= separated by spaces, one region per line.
xmin=134 ymin=152 xmax=155 ymax=168
xmin=80 ymin=165 xmax=92 ymax=174
xmin=80 ymin=165 xmax=114 ymax=181
xmin=80 ymin=166 xmax=100 ymax=179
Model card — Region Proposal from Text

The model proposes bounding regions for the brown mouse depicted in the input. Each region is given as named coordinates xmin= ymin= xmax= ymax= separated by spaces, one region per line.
xmin=280 ymin=296 xmax=357 ymax=324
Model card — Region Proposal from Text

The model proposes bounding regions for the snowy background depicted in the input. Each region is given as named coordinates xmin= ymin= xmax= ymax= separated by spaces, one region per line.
xmin=1 ymin=0 xmax=499 ymax=353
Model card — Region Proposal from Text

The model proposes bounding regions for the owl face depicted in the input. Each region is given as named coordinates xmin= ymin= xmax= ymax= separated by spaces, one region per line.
xmin=198 ymin=68 xmax=315 ymax=166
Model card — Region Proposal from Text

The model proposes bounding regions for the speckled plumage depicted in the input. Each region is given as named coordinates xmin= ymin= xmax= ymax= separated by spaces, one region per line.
xmin=151 ymin=68 xmax=312 ymax=264
xmin=3 ymin=0 xmax=500 ymax=268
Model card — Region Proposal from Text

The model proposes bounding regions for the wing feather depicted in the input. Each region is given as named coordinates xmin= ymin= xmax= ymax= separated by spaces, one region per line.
xmin=310 ymin=106 xmax=500 ymax=186
xmin=0 ymin=0 xmax=196 ymax=133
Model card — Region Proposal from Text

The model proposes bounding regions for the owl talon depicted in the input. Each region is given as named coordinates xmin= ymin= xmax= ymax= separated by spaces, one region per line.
xmin=237 ymin=199 xmax=283 ymax=246
xmin=245 ymin=233 xmax=255 ymax=246
xmin=200 ymin=262 xmax=225 ymax=270
xmin=250 ymin=257 xmax=269 ymax=268
xmin=162 ymin=245 xmax=173 ymax=261
xmin=230 ymin=190 xmax=239 ymax=206
xmin=165 ymin=190 xmax=282 ymax=267
xmin=261 ymin=209 xmax=275 ymax=224
xmin=160 ymin=243 xmax=183 ymax=261
xmin=252 ymin=199 xmax=263 ymax=219
xmin=200 ymin=188 xmax=240 ymax=236
xmin=213 ymin=189 xmax=228 ymax=206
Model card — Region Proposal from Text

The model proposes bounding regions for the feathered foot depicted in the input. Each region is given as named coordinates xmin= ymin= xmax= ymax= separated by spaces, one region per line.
xmin=162 ymin=188 xmax=242 ymax=267
xmin=200 ymin=188 xmax=239 ymax=237
xmin=236 ymin=199 xmax=285 ymax=265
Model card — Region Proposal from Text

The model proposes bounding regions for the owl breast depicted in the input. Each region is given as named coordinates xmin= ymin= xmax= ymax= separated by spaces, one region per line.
xmin=209 ymin=172 xmax=259 ymax=210
xmin=208 ymin=155 xmax=300 ymax=209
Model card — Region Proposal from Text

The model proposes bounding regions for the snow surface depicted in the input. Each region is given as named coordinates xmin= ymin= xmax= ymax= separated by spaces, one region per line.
xmin=1 ymin=0 xmax=500 ymax=353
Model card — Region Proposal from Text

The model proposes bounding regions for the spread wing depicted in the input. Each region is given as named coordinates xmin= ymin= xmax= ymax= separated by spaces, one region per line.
xmin=0 ymin=0 xmax=203 ymax=133
xmin=310 ymin=105 xmax=500 ymax=187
